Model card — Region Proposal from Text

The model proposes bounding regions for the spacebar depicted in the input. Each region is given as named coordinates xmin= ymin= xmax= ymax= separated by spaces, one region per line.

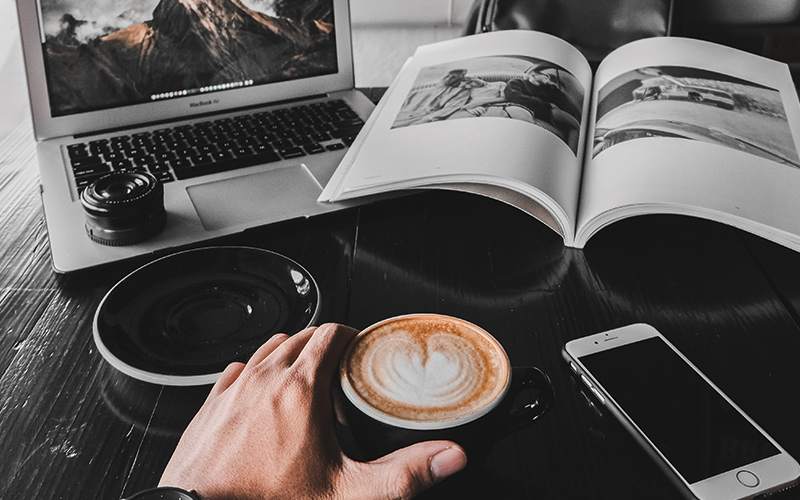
xmin=173 ymin=152 xmax=281 ymax=180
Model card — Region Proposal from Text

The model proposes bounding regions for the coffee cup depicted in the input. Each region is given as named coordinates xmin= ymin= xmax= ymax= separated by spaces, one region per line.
xmin=337 ymin=313 xmax=553 ymax=462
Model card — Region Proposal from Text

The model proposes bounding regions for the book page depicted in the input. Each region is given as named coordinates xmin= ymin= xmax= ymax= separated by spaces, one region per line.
xmin=576 ymin=37 xmax=800 ymax=251
xmin=320 ymin=30 xmax=592 ymax=242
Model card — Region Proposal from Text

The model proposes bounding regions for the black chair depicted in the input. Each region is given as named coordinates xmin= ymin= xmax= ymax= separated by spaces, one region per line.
xmin=674 ymin=0 xmax=800 ymax=79
xmin=462 ymin=0 xmax=675 ymax=66
xmin=462 ymin=0 xmax=800 ymax=76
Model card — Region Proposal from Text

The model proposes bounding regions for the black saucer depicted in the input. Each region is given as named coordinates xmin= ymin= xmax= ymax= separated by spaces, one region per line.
xmin=94 ymin=246 xmax=320 ymax=385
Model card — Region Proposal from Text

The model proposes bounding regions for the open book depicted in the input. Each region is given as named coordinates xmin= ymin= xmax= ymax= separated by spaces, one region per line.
xmin=320 ymin=30 xmax=800 ymax=252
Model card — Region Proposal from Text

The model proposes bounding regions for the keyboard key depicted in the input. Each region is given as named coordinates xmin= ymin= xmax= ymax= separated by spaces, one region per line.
xmin=188 ymin=154 xmax=214 ymax=166
xmin=212 ymin=150 xmax=235 ymax=162
xmin=132 ymin=155 xmax=157 ymax=167
xmin=104 ymin=151 xmax=127 ymax=162
xmin=89 ymin=143 xmax=111 ymax=155
xmin=330 ymin=125 xmax=363 ymax=139
xmin=71 ymin=155 xmax=104 ymax=168
xmin=110 ymin=159 xmax=133 ymax=170
xmin=279 ymin=147 xmax=306 ymax=159
xmin=73 ymin=162 xmax=111 ymax=177
xmin=304 ymin=143 xmax=326 ymax=155
xmin=150 ymin=162 xmax=173 ymax=172
xmin=233 ymin=147 xmax=255 ymax=158
xmin=155 ymin=151 xmax=177 ymax=162
xmin=152 ymin=170 xmax=175 ymax=183
xmin=67 ymin=143 xmax=89 ymax=159
xmin=170 ymin=158 xmax=193 ymax=169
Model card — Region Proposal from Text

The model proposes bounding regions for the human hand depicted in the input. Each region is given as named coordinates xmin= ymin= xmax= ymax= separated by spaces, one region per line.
xmin=159 ymin=323 xmax=467 ymax=500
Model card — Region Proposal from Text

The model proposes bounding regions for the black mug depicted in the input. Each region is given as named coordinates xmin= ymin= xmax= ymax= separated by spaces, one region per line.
xmin=337 ymin=314 xmax=554 ymax=463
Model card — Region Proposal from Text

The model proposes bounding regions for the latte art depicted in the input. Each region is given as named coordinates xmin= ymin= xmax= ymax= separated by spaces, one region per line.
xmin=368 ymin=332 xmax=483 ymax=408
xmin=341 ymin=315 xmax=510 ymax=426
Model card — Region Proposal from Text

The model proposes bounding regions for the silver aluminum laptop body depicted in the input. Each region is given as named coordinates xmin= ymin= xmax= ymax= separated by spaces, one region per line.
xmin=16 ymin=0 xmax=374 ymax=273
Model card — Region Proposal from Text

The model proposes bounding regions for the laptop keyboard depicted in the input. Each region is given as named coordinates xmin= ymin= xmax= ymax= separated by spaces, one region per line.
xmin=65 ymin=99 xmax=364 ymax=194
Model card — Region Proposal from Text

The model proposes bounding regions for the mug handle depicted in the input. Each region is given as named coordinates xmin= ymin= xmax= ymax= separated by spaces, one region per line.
xmin=507 ymin=366 xmax=555 ymax=433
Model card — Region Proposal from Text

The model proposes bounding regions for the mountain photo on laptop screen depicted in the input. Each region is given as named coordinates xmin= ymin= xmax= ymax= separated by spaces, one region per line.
xmin=39 ymin=0 xmax=338 ymax=117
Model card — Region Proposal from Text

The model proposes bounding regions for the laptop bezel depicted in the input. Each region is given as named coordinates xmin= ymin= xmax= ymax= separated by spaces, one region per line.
xmin=16 ymin=0 xmax=356 ymax=141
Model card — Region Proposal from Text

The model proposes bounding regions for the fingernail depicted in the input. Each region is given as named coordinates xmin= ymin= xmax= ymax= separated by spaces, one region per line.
xmin=430 ymin=447 xmax=467 ymax=481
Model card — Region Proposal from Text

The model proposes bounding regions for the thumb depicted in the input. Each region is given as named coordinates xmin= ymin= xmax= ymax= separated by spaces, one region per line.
xmin=350 ymin=441 xmax=467 ymax=500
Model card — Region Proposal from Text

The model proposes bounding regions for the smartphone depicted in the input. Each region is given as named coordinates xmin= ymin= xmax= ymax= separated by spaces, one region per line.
xmin=563 ymin=323 xmax=800 ymax=500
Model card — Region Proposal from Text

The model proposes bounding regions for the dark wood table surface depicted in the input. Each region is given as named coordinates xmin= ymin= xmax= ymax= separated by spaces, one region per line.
xmin=3 ymin=87 xmax=800 ymax=500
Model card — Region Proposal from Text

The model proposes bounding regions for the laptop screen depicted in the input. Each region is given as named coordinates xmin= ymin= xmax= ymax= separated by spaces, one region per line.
xmin=38 ymin=0 xmax=339 ymax=118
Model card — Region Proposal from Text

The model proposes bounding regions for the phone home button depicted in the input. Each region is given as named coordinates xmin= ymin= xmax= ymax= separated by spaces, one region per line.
xmin=736 ymin=470 xmax=760 ymax=488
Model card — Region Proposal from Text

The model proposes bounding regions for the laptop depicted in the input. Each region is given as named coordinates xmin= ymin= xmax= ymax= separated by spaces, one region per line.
xmin=16 ymin=0 xmax=375 ymax=273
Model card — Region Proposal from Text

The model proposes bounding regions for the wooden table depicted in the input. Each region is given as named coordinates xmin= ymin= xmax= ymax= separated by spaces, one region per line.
xmin=3 ymin=85 xmax=800 ymax=499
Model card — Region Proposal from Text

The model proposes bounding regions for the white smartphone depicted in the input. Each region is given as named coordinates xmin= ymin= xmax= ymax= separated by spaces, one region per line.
xmin=563 ymin=323 xmax=800 ymax=500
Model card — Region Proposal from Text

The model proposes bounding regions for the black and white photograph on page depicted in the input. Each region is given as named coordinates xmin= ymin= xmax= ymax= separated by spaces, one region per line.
xmin=392 ymin=55 xmax=584 ymax=155
xmin=593 ymin=65 xmax=800 ymax=167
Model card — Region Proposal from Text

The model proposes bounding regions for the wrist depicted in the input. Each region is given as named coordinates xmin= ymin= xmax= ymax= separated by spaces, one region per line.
xmin=123 ymin=486 xmax=201 ymax=500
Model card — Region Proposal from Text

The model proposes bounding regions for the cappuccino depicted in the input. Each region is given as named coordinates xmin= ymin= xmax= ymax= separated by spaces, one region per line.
xmin=340 ymin=314 xmax=510 ymax=429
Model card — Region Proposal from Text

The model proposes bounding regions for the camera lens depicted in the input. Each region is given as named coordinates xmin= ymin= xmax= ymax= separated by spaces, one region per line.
xmin=80 ymin=171 xmax=166 ymax=246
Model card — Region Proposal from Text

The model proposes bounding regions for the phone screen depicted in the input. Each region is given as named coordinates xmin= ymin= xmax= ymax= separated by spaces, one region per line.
xmin=579 ymin=336 xmax=780 ymax=484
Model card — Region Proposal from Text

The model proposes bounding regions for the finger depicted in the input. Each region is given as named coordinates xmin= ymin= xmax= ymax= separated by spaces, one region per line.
xmin=260 ymin=326 xmax=318 ymax=367
xmin=344 ymin=441 xmax=467 ymax=500
xmin=295 ymin=323 xmax=359 ymax=380
xmin=208 ymin=361 xmax=246 ymax=399
xmin=243 ymin=332 xmax=292 ymax=370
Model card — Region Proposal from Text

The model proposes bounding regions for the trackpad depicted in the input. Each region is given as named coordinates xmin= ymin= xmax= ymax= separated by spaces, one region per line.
xmin=187 ymin=165 xmax=322 ymax=231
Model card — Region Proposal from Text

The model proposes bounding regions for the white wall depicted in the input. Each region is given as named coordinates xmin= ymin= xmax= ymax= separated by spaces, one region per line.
xmin=348 ymin=0 xmax=474 ymax=86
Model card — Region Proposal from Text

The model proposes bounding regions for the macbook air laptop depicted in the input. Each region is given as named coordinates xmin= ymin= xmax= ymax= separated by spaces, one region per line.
xmin=16 ymin=0 xmax=375 ymax=273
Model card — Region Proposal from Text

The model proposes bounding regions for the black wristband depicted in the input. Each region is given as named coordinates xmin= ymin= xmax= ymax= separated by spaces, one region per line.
xmin=123 ymin=486 xmax=201 ymax=500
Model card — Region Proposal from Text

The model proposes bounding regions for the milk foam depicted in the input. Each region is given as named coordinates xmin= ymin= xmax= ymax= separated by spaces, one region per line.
xmin=368 ymin=332 xmax=478 ymax=407
xmin=342 ymin=315 xmax=509 ymax=424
